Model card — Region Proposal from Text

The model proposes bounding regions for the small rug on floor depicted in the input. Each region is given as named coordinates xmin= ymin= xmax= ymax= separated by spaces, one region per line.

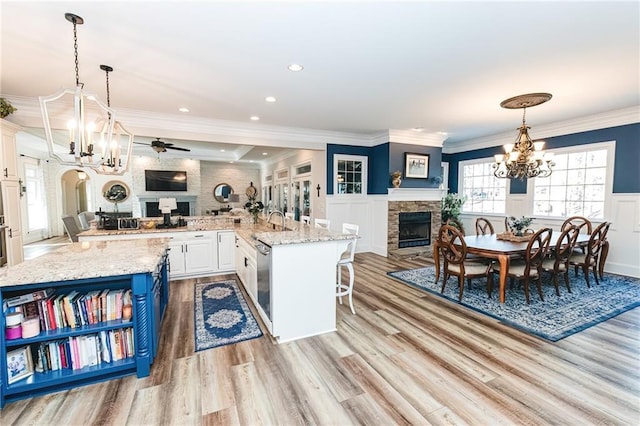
xmin=194 ymin=280 xmax=263 ymax=351
xmin=387 ymin=267 xmax=640 ymax=341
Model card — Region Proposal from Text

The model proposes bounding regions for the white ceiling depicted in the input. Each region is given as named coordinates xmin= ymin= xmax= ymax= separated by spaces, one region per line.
xmin=1 ymin=1 xmax=638 ymax=162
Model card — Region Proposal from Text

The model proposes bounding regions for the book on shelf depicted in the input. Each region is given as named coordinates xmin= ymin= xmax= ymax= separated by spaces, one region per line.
xmin=31 ymin=328 xmax=134 ymax=373
xmin=4 ymin=288 xmax=55 ymax=308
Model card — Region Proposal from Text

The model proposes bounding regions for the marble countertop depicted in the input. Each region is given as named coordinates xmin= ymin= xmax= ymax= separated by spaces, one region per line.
xmin=0 ymin=238 xmax=169 ymax=288
xmin=81 ymin=216 xmax=356 ymax=247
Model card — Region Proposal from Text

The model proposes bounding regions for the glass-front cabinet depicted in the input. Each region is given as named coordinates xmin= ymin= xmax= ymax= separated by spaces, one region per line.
xmin=274 ymin=168 xmax=289 ymax=213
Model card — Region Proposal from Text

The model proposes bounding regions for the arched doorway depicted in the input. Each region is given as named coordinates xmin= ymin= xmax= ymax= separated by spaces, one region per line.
xmin=61 ymin=169 xmax=92 ymax=216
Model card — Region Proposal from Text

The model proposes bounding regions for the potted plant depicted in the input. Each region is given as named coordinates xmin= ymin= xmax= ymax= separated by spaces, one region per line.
xmin=442 ymin=193 xmax=467 ymax=233
xmin=508 ymin=216 xmax=533 ymax=236
xmin=0 ymin=98 xmax=17 ymax=119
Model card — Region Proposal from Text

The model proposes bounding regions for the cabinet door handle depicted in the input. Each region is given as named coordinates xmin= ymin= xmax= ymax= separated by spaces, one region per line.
xmin=184 ymin=244 xmax=188 ymax=253
xmin=194 ymin=234 xmax=204 ymax=238
xmin=244 ymin=257 xmax=248 ymax=267
xmin=3 ymin=168 xmax=7 ymax=178
xmin=8 ymin=228 xmax=12 ymax=238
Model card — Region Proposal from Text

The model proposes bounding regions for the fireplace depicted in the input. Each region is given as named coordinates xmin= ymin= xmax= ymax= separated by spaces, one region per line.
xmin=146 ymin=202 xmax=190 ymax=217
xmin=387 ymin=198 xmax=442 ymax=259
xmin=398 ymin=212 xmax=431 ymax=248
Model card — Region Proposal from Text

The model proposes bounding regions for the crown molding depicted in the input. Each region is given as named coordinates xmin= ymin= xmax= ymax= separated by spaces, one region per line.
xmin=368 ymin=129 xmax=445 ymax=147
xmin=443 ymin=105 xmax=640 ymax=154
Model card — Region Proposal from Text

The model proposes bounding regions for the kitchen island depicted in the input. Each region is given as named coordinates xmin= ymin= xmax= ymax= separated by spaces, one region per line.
xmin=0 ymin=238 xmax=169 ymax=407
xmin=79 ymin=217 xmax=357 ymax=343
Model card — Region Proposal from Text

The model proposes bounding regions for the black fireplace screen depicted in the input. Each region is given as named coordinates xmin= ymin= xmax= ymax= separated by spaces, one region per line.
xmin=398 ymin=211 xmax=431 ymax=248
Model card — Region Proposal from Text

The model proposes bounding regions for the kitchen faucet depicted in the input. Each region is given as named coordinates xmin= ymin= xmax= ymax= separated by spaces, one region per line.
xmin=267 ymin=210 xmax=286 ymax=230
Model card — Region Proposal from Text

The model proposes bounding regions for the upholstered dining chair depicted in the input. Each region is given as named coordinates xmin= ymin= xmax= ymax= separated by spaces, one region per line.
xmin=475 ymin=217 xmax=495 ymax=235
xmin=77 ymin=211 xmax=95 ymax=230
xmin=438 ymin=224 xmax=493 ymax=302
xmin=314 ymin=218 xmax=330 ymax=230
xmin=337 ymin=223 xmax=359 ymax=314
xmin=542 ymin=224 xmax=580 ymax=296
xmin=62 ymin=215 xmax=82 ymax=242
xmin=493 ymin=227 xmax=552 ymax=304
xmin=569 ymin=221 xmax=611 ymax=287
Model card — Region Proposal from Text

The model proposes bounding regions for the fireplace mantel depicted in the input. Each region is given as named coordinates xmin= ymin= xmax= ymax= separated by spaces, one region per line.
xmin=387 ymin=187 xmax=446 ymax=202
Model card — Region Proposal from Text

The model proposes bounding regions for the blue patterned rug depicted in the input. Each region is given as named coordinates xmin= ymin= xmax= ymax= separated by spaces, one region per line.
xmin=194 ymin=280 xmax=263 ymax=351
xmin=387 ymin=267 xmax=640 ymax=341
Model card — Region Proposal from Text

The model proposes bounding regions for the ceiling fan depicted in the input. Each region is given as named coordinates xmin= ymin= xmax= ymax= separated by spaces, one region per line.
xmin=134 ymin=137 xmax=191 ymax=154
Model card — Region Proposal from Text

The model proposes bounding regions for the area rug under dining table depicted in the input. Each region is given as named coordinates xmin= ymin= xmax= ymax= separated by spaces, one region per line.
xmin=194 ymin=280 xmax=263 ymax=351
xmin=387 ymin=266 xmax=640 ymax=341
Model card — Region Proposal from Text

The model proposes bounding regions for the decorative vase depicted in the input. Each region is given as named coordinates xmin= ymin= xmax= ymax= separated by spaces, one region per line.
xmin=252 ymin=212 xmax=259 ymax=224
xmin=392 ymin=177 xmax=402 ymax=188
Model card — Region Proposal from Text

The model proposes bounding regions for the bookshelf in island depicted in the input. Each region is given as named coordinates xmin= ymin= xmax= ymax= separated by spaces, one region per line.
xmin=0 ymin=238 xmax=169 ymax=408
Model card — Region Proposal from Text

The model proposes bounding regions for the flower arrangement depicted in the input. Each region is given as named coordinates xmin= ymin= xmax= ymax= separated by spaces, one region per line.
xmin=508 ymin=216 xmax=533 ymax=236
xmin=245 ymin=198 xmax=264 ymax=223
xmin=0 ymin=98 xmax=17 ymax=118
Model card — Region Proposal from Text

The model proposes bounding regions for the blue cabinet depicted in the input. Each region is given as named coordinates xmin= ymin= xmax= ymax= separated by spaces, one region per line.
xmin=0 ymin=253 xmax=169 ymax=407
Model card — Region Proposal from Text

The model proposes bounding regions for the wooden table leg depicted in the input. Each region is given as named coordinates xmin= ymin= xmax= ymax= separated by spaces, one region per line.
xmin=497 ymin=254 xmax=510 ymax=304
xmin=433 ymin=241 xmax=440 ymax=284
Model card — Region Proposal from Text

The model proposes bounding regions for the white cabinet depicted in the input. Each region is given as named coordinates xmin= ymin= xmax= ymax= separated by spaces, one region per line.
xmin=234 ymin=234 xmax=257 ymax=302
xmin=217 ymin=231 xmax=235 ymax=271
xmin=0 ymin=119 xmax=19 ymax=180
xmin=168 ymin=232 xmax=217 ymax=278
xmin=0 ymin=119 xmax=23 ymax=265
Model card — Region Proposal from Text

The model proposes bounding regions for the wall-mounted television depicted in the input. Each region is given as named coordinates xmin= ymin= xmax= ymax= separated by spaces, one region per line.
xmin=145 ymin=170 xmax=188 ymax=192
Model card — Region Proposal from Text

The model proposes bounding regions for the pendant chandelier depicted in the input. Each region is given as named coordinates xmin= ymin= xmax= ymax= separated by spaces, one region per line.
xmin=96 ymin=65 xmax=133 ymax=175
xmin=493 ymin=93 xmax=554 ymax=180
xmin=39 ymin=13 xmax=131 ymax=174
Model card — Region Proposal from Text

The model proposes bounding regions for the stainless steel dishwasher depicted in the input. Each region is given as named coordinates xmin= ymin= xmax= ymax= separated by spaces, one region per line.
xmin=255 ymin=242 xmax=272 ymax=328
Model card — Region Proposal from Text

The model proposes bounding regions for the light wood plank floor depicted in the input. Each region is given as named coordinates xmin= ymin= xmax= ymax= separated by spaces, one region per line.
xmin=2 ymin=252 xmax=639 ymax=425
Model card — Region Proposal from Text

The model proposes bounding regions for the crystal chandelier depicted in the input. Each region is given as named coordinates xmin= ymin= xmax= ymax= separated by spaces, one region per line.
xmin=493 ymin=93 xmax=554 ymax=179
xmin=39 ymin=13 xmax=120 ymax=171
xmin=95 ymin=65 xmax=133 ymax=175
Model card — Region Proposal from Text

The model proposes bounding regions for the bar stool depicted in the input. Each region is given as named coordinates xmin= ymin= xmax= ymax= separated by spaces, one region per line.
xmin=337 ymin=223 xmax=359 ymax=314
xmin=301 ymin=215 xmax=311 ymax=225
xmin=314 ymin=218 xmax=330 ymax=230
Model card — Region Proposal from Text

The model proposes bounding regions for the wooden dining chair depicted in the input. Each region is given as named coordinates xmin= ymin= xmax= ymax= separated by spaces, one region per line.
xmin=542 ymin=224 xmax=580 ymax=296
xmin=561 ymin=216 xmax=592 ymax=235
xmin=438 ymin=225 xmax=493 ymax=302
xmin=475 ymin=217 xmax=495 ymax=235
xmin=569 ymin=221 xmax=610 ymax=287
xmin=493 ymin=227 xmax=552 ymax=304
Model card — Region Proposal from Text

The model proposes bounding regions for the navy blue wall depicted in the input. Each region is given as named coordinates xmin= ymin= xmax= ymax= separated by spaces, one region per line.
xmin=327 ymin=142 xmax=443 ymax=194
xmin=443 ymin=123 xmax=640 ymax=194
xmin=388 ymin=143 xmax=442 ymax=188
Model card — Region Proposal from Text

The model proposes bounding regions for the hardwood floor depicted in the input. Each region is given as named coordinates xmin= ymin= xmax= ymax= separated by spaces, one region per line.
xmin=2 ymin=252 xmax=638 ymax=425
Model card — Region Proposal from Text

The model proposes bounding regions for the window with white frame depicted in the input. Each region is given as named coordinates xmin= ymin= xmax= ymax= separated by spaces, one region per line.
xmin=334 ymin=154 xmax=367 ymax=195
xmin=459 ymin=159 xmax=507 ymax=214
xmin=532 ymin=142 xmax=613 ymax=219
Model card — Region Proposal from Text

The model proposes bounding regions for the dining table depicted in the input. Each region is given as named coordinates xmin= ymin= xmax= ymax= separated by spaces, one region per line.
xmin=433 ymin=233 xmax=590 ymax=304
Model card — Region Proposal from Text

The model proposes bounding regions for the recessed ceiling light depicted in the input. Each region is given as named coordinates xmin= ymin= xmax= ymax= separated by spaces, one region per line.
xmin=178 ymin=107 xmax=189 ymax=113
xmin=437 ymin=131 xmax=449 ymax=136
xmin=220 ymin=149 xmax=225 ymax=152
xmin=288 ymin=63 xmax=304 ymax=72
xmin=262 ymin=152 xmax=268 ymax=156
xmin=229 ymin=161 xmax=234 ymax=164
xmin=250 ymin=116 xmax=260 ymax=121
xmin=411 ymin=127 xmax=424 ymax=132
xmin=249 ymin=160 xmax=254 ymax=163
xmin=265 ymin=96 xmax=277 ymax=103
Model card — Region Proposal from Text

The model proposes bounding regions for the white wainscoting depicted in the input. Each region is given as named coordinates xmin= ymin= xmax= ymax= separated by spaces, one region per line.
xmin=326 ymin=195 xmax=373 ymax=253
xmin=459 ymin=193 xmax=640 ymax=278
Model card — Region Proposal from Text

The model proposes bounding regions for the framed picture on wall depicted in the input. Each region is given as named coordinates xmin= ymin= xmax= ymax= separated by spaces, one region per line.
xmin=404 ymin=152 xmax=429 ymax=179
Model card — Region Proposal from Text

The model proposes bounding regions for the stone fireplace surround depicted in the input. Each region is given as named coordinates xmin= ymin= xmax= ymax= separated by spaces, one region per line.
xmin=386 ymin=188 xmax=443 ymax=259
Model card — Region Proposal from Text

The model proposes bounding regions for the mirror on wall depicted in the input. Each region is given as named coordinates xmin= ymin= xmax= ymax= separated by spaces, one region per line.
xmin=213 ymin=183 xmax=234 ymax=203
xmin=102 ymin=181 xmax=130 ymax=203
